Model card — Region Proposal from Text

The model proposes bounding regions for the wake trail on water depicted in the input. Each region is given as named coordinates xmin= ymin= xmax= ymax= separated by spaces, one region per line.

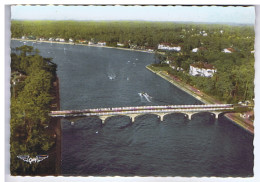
xmin=138 ymin=92 xmax=174 ymax=105
xmin=138 ymin=92 xmax=152 ymax=102
xmin=107 ymin=65 xmax=117 ymax=80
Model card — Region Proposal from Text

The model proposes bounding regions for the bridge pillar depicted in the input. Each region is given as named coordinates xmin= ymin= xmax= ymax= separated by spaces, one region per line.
xmin=99 ymin=116 xmax=109 ymax=124
xmin=126 ymin=114 xmax=139 ymax=123
xmin=212 ymin=112 xmax=221 ymax=120
xmin=186 ymin=113 xmax=192 ymax=120
xmin=157 ymin=113 xmax=167 ymax=121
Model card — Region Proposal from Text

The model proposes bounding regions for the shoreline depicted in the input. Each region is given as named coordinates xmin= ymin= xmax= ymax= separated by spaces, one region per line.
xmin=11 ymin=38 xmax=154 ymax=54
xmin=146 ymin=64 xmax=254 ymax=135
xmin=12 ymin=38 xmax=253 ymax=134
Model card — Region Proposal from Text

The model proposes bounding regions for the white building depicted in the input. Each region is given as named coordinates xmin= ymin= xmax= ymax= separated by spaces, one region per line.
xmin=117 ymin=42 xmax=124 ymax=47
xmin=192 ymin=48 xmax=199 ymax=53
xmin=69 ymin=38 xmax=74 ymax=42
xmin=222 ymin=48 xmax=235 ymax=53
xmin=88 ymin=41 xmax=94 ymax=45
xmin=158 ymin=43 xmax=181 ymax=52
xmin=189 ymin=62 xmax=217 ymax=77
xmin=97 ymin=42 xmax=106 ymax=46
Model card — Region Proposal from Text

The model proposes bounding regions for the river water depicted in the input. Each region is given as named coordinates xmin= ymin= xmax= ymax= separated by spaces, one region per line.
xmin=11 ymin=40 xmax=253 ymax=177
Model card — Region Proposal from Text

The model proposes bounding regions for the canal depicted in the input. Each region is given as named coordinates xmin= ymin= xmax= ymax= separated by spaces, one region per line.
xmin=11 ymin=40 xmax=253 ymax=177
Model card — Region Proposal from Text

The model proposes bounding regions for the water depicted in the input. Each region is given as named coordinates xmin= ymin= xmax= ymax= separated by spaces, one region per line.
xmin=11 ymin=40 xmax=253 ymax=177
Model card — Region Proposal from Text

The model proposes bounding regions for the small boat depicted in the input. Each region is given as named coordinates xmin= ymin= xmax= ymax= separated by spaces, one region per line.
xmin=108 ymin=74 xmax=116 ymax=80
xmin=138 ymin=92 xmax=152 ymax=102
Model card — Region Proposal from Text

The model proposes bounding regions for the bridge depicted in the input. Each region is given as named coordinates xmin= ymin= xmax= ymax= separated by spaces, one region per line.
xmin=50 ymin=104 xmax=237 ymax=124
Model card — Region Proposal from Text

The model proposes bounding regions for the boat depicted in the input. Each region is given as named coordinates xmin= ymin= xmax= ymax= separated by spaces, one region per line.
xmin=138 ymin=92 xmax=152 ymax=102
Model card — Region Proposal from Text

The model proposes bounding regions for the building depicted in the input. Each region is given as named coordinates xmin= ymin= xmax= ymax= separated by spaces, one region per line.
xmin=222 ymin=48 xmax=235 ymax=53
xmin=158 ymin=43 xmax=181 ymax=52
xmin=97 ymin=42 xmax=106 ymax=46
xmin=192 ymin=47 xmax=207 ymax=53
xmin=145 ymin=47 xmax=155 ymax=52
xmin=192 ymin=48 xmax=199 ymax=53
xmin=79 ymin=40 xmax=87 ymax=44
xmin=117 ymin=42 xmax=124 ymax=47
xmin=189 ymin=62 xmax=217 ymax=77
xmin=88 ymin=41 xmax=94 ymax=45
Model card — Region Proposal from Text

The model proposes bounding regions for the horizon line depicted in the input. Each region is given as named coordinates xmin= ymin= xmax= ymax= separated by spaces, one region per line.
xmin=10 ymin=19 xmax=255 ymax=25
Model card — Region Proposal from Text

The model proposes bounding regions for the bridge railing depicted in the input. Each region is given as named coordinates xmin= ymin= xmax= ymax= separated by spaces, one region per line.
xmin=50 ymin=105 xmax=234 ymax=117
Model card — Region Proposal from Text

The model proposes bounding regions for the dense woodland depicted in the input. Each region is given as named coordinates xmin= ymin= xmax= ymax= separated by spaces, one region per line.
xmin=10 ymin=45 xmax=57 ymax=175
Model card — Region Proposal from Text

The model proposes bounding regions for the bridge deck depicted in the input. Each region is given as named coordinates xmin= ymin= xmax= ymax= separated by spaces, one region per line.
xmin=50 ymin=104 xmax=234 ymax=117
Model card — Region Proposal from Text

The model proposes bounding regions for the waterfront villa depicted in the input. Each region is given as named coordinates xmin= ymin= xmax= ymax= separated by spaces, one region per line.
xmin=222 ymin=48 xmax=235 ymax=53
xmin=158 ymin=43 xmax=181 ymax=52
xmin=88 ymin=41 xmax=94 ymax=45
xmin=117 ymin=42 xmax=124 ymax=47
xmin=79 ymin=40 xmax=87 ymax=44
xmin=55 ymin=38 xmax=65 ymax=42
xmin=97 ymin=42 xmax=106 ymax=46
xmin=145 ymin=46 xmax=155 ymax=52
xmin=189 ymin=62 xmax=217 ymax=77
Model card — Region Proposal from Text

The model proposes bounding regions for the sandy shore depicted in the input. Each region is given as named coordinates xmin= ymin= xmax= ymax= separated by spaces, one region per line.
xmin=12 ymin=38 xmax=154 ymax=54
xmin=146 ymin=64 xmax=254 ymax=134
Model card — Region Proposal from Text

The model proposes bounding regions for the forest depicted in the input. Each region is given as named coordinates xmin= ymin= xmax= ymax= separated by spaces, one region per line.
xmin=11 ymin=20 xmax=255 ymax=103
xmin=10 ymin=45 xmax=57 ymax=175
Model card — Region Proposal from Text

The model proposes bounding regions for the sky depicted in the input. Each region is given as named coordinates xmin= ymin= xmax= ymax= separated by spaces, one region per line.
xmin=11 ymin=5 xmax=255 ymax=24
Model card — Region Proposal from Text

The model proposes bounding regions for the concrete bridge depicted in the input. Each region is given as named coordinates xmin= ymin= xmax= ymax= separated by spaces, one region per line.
xmin=50 ymin=104 xmax=235 ymax=124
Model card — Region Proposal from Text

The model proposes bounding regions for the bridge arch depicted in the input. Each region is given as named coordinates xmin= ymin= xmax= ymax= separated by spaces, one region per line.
xmin=162 ymin=112 xmax=190 ymax=120
xmin=130 ymin=113 xmax=162 ymax=122
xmin=191 ymin=111 xmax=222 ymax=120
xmin=99 ymin=115 xmax=132 ymax=124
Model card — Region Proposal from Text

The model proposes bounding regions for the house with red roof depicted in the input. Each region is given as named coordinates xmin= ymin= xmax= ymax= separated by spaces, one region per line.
xmin=222 ymin=48 xmax=235 ymax=53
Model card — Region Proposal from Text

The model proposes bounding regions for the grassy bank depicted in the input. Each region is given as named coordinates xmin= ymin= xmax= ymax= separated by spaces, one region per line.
xmin=146 ymin=64 xmax=254 ymax=134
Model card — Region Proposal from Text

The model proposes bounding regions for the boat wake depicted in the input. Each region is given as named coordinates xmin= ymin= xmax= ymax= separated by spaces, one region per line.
xmin=138 ymin=92 xmax=152 ymax=102
xmin=108 ymin=73 xmax=116 ymax=80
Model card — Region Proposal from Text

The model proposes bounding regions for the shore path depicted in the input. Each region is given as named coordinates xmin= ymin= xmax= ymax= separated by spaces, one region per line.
xmin=146 ymin=65 xmax=254 ymax=135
